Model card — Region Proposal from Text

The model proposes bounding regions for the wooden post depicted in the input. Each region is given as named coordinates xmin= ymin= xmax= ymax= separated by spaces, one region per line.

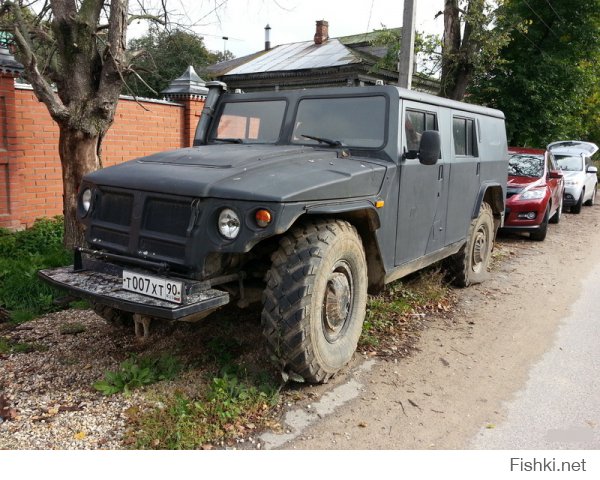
xmin=398 ymin=0 xmax=417 ymax=89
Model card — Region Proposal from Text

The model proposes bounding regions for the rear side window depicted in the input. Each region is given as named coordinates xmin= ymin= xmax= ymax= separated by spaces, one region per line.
xmin=453 ymin=117 xmax=478 ymax=156
xmin=405 ymin=109 xmax=437 ymax=151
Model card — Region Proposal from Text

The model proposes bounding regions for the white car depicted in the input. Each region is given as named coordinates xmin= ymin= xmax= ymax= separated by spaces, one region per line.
xmin=548 ymin=141 xmax=598 ymax=213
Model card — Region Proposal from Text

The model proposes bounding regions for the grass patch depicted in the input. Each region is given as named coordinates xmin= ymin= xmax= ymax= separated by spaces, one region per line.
xmin=123 ymin=321 xmax=282 ymax=449
xmin=126 ymin=370 xmax=280 ymax=449
xmin=93 ymin=354 xmax=183 ymax=396
xmin=0 ymin=336 xmax=46 ymax=354
xmin=361 ymin=268 xmax=451 ymax=350
xmin=0 ymin=217 xmax=71 ymax=323
xmin=59 ymin=322 xmax=87 ymax=335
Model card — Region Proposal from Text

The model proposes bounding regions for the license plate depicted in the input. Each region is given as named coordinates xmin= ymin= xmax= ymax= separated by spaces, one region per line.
xmin=122 ymin=270 xmax=183 ymax=304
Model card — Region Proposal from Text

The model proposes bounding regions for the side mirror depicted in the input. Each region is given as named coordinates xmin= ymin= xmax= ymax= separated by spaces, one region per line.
xmin=549 ymin=170 xmax=563 ymax=179
xmin=418 ymin=130 xmax=441 ymax=166
xmin=587 ymin=165 xmax=598 ymax=174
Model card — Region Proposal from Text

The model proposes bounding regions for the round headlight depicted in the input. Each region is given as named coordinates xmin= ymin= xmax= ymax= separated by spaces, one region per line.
xmin=218 ymin=208 xmax=241 ymax=239
xmin=81 ymin=188 xmax=93 ymax=214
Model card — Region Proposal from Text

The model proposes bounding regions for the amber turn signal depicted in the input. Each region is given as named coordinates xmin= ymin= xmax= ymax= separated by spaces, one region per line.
xmin=255 ymin=209 xmax=272 ymax=227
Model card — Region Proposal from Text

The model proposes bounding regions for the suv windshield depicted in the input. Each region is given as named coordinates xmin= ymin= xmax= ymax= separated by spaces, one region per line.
xmin=508 ymin=154 xmax=544 ymax=177
xmin=555 ymin=155 xmax=583 ymax=171
xmin=292 ymin=96 xmax=387 ymax=148
xmin=211 ymin=100 xmax=286 ymax=143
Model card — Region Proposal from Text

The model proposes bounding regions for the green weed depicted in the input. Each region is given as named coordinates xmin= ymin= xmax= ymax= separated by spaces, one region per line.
xmin=128 ymin=371 xmax=279 ymax=449
xmin=0 ymin=336 xmax=45 ymax=354
xmin=59 ymin=322 xmax=87 ymax=335
xmin=93 ymin=354 xmax=183 ymax=396
xmin=361 ymin=268 xmax=449 ymax=347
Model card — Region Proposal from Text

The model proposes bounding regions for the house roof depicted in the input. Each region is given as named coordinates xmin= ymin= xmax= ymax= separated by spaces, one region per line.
xmin=206 ymin=27 xmax=401 ymax=78
xmin=224 ymin=39 xmax=361 ymax=75
xmin=203 ymin=25 xmax=438 ymax=94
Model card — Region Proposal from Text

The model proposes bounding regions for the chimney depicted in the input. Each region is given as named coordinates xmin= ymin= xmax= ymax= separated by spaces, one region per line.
xmin=264 ymin=24 xmax=272 ymax=50
xmin=314 ymin=20 xmax=329 ymax=45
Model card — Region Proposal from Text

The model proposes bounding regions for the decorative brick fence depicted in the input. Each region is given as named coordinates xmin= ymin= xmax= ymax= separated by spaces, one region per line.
xmin=0 ymin=50 xmax=207 ymax=230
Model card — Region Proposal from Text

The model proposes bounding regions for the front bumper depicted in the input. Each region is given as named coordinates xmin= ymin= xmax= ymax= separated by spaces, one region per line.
xmin=39 ymin=255 xmax=229 ymax=321
xmin=562 ymin=186 xmax=582 ymax=207
xmin=502 ymin=201 xmax=547 ymax=230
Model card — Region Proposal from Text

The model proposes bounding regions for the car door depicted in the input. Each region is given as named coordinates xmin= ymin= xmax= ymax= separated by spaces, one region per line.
xmin=546 ymin=151 xmax=561 ymax=214
xmin=584 ymin=156 xmax=597 ymax=201
xmin=395 ymin=103 xmax=448 ymax=266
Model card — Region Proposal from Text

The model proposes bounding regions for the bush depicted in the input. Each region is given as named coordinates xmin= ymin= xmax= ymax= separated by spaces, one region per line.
xmin=0 ymin=217 xmax=71 ymax=322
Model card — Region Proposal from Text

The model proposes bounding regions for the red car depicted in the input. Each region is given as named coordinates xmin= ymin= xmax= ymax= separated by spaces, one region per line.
xmin=503 ymin=147 xmax=564 ymax=241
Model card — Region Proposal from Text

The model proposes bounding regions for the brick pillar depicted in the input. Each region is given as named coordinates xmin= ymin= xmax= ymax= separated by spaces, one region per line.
xmin=0 ymin=42 xmax=24 ymax=230
xmin=161 ymin=66 xmax=208 ymax=148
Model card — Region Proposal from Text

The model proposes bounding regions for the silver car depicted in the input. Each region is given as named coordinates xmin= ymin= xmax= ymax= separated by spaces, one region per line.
xmin=548 ymin=141 xmax=598 ymax=214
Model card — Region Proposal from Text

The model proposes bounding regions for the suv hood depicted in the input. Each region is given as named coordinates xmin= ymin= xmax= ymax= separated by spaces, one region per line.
xmin=86 ymin=145 xmax=387 ymax=202
xmin=548 ymin=141 xmax=598 ymax=157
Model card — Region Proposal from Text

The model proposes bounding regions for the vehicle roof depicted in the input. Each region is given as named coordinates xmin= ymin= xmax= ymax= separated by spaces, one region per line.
xmin=547 ymin=140 xmax=598 ymax=157
xmin=222 ymin=84 xmax=506 ymax=120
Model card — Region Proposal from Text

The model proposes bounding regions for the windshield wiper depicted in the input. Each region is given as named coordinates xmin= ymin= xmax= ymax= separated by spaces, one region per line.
xmin=214 ymin=138 xmax=244 ymax=144
xmin=301 ymin=134 xmax=344 ymax=147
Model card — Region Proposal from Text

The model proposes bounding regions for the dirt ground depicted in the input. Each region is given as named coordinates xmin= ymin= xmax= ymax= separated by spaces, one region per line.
xmin=264 ymin=203 xmax=600 ymax=449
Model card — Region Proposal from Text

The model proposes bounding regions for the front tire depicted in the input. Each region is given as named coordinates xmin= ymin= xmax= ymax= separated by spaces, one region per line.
xmin=262 ymin=219 xmax=368 ymax=383
xmin=530 ymin=206 xmax=549 ymax=241
xmin=549 ymin=196 xmax=562 ymax=224
xmin=445 ymin=202 xmax=494 ymax=287
xmin=571 ymin=190 xmax=584 ymax=214
xmin=584 ymin=184 xmax=596 ymax=206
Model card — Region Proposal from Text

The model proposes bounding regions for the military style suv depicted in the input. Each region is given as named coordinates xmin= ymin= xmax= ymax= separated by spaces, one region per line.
xmin=40 ymin=83 xmax=508 ymax=383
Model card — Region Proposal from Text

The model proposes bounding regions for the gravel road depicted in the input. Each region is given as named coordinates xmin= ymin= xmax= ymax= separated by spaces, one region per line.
xmin=1 ymin=202 xmax=599 ymax=450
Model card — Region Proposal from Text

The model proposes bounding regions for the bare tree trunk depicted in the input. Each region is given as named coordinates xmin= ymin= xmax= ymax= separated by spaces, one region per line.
xmin=58 ymin=127 xmax=100 ymax=249
xmin=441 ymin=0 xmax=461 ymax=98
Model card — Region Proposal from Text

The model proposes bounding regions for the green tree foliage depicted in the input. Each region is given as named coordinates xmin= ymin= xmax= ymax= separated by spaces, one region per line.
xmin=440 ymin=0 xmax=513 ymax=100
xmin=368 ymin=26 xmax=440 ymax=77
xmin=128 ymin=28 xmax=231 ymax=98
xmin=469 ymin=0 xmax=600 ymax=146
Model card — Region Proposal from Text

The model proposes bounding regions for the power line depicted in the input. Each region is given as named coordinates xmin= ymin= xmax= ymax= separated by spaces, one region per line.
xmin=366 ymin=0 xmax=375 ymax=33
xmin=522 ymin=0 xmax=559 ymax=39
xmin=515 ymin=27 xmax=546 ymax=56
xmin=543 ymin=0 xmax=564 ymax=23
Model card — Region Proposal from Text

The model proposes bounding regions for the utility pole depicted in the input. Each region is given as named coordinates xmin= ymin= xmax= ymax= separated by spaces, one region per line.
xmin=398 ymin=0 xmax=417 ymax=89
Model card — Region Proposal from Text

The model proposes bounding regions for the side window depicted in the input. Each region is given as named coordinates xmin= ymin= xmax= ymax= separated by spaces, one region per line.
xmin=547 ymin=152 xmax=557 ymax=172
xmin=453 ymin=117 xmax=478 ymax=157
xmin=405 ymin=109 xmax=438 ymax=152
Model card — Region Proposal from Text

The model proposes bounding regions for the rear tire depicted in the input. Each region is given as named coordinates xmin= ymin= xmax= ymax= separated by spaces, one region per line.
xmin=445 ymin=202 xmax=494 ymax=287
xmin=262 ymin=219 xmax=368 ymax=383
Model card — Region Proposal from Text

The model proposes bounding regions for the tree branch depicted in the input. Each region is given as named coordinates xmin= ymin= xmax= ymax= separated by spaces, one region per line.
xmin=2 ymin=1 xmax=69 ymax=123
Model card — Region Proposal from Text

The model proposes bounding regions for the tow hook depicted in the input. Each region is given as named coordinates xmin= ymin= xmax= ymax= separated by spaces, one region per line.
xmin=133 ymin=314 xmax=152 ymax=339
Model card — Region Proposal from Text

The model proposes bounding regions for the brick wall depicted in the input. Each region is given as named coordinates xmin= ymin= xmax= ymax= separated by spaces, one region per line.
xmin=0 ymin=76 xmax=205 ymax=230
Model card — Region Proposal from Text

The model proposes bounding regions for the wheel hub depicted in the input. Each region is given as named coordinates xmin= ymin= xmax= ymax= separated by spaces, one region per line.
xmin=472 ymin=228 xmax=488 ymax=272
xmin=323 ymin=271 xmax=351 ymax=341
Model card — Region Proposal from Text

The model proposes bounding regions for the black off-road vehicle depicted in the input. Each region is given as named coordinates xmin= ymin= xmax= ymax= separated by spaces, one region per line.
xmin=40 ymin=83 xmax=508 ymax=383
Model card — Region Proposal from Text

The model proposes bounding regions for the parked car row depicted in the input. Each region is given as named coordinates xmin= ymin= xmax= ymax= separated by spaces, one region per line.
xmin=502 ymin=141 xmax=598 ymax=241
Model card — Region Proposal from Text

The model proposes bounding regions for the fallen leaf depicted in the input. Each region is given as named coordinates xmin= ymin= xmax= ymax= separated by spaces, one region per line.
xmin=486 ymin=424 xmax=495 ymax=429
xmin=74 ymin=431 xmax=86 ymax=440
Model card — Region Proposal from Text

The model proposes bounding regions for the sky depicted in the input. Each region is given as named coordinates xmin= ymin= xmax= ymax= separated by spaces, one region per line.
xmin=130 ymin=0 xmax=446 ymax=58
